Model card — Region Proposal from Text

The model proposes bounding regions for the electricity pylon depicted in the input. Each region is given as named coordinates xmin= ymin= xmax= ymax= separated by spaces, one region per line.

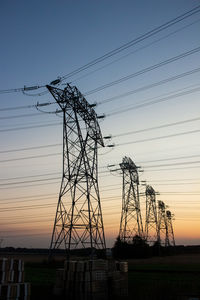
xmin=47 ymin=84 xmax=106 ymax=256
xmin=145 ymin=185 xmax=159 ymax=245
xmin=119 ymin=156 xmax=143 ymax=242
xmin=166 ymin=210 xmax=175 ymax=246
xmin=157 ymin=200 xmax=168 ymax=246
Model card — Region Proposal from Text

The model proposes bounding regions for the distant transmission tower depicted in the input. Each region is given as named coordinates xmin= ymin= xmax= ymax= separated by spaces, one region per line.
xmin=145 ymin=185 xmax=159 ymax=245
xmin=157 ymin=200 xmax=168 ymax=246
xmin=166 ymin=210 xmax=175 ymax=246
xmin=119 ymin=157 xmax=143 ymax=242
xmin=47 ymin=84 xmax=106 ymax=256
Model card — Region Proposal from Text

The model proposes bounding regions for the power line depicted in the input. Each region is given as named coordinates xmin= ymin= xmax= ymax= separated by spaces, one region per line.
xmin=0 ymin=152 xmax=62 ymax=163
xmin=0 ymin=176 xmax=61 ymax=187
xmin=59 ymin=5 xmax=200 ymax=82
xmin=1 ymin=66 xmax=200 ymax=116
xmin=0 ymin=162 xmax=199 ymax=186
xmin=1 ymin=83 xmax=200 ymax=128
xmin=0 ymin=193 xmax=58 ymax=202
xmin=0 ymin=197 xmax=56 ymax=205
xmin=0 ymin=112 xmax=44 ymax=120
xmin=148 ymin=182 xmax=200 ymax=185
xmin=0 ymin=232 xmax=51 ymax=239
xmin=1 ymin=116 xmax=199 ymax=155
xmin=0 ymin=104 xmax=37 ymax=112
xmin=0 ymin=172 xmax=111 ymax=189
xmin=1 ymin=132 xmax=199 ymax=164
xmin=0 ymin=179 xmax=61 ymax=190
xmin=0 ymin=160 xmax=200 ymax=189
xmin=0 ymin=196 xmax=122 ymax=212
xmin=115 ymin=129 xmax=200 ymax=147
xmin=0 ymin=214 xmax=54 ymax=221
xmin=0 ymin=193 xmax=200 ymax=213
xmin=107 ymin=86 xmax=200 ymax=117
xmin=71 ymin=19 xmax=200 ymax=84
xmin=159 ymin=192 xmax=200 ymax=194
xmin=97 ymin=67 xmax=200 ymax=105
xmin=112 ymin=116 xmax=200 ymax=138
xmin=0 ymin=122 xmax=62 ymax=133
xmin=84 ymin=46 xmax=200 ymax=95
xmin=0 ymin=219 xmax=54 ymax=226
xmin=145 ymin=165 xmax=200 ymax=172
xmin=0 ymin=101 xmax=55 ymax=113
xmin=0 ymin=203 xmax=56 ymax=212
xmin=143 ymin=160 xmax=200 ymax=169
xmin=1 ymin=109 xmax=199 ymax=136
xmin=1 ymin=110 xmax=199 ymax=135
xmin=145 ymin=178 xmax=200 ymax=182
xmin=0 ymin=143 xmax=61 ymax=154
xmin=0 ymin=85 xmax=46 ymax=95
xmin=139 ymin=154 xmax=200 ymax=164
xmin=109 ymin=154 xmax=200 ymax=168
xmin=0 ymin=172 xmax=60 ymax=181
xmin=1 ymin=5 xmax=200 ymax=95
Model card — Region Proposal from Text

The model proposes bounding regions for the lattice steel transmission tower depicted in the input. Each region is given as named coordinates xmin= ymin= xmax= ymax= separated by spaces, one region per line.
xmin=157 ymin=200 xmax=168 ymax=246
xmin=145 ymin=185 xmax=159 ymax=245
xmin=166 ymin=210 xmax=175 ymax=246
xmin=47 ymin=84 xmax=106 ymax=256
xmin=119 ymin=157 xmax=143 ymax=242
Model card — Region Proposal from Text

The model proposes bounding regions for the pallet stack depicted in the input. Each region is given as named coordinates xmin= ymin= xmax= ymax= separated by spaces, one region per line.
xmin=54 ymin=259 xmax=128 ymax=299
xmin=0 ymin=258 xmax=31 ymax=300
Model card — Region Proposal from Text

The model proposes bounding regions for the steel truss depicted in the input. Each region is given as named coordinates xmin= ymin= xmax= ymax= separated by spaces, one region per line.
xmin=166 ymin=210 xmax=175 ymax=246
xmin=145 ymin=185 xmax=159 ymax=245
xmin=47 ymin=84 xmax=106 ymax=255
xmin=157 ymin=200 xmax=168 ymax=246
xmin=119 ymin=156 xmax=143 ymax=242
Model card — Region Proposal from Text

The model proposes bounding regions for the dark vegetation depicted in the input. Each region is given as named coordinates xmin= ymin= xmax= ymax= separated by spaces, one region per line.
xmin=112 ymin=235 xmax=200 ymax=259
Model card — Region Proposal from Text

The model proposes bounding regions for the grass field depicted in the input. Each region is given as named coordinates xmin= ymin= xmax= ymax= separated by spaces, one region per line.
xmin=2 ymin=253 xmax=200 ymax=300
xmin=128 ymin=254 xmax=200 ymax=300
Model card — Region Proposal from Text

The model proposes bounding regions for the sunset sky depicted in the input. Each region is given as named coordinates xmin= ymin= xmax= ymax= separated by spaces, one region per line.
xmin=0 ymin=0 xmax=200 ymax=248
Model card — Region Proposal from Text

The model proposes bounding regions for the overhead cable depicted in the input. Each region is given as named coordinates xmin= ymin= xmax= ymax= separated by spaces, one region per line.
xmin=107 ymin=85 xmax=200 ymax=117
xmin=112 ymin=116 xmax=200 ymax=138
xmin=60 ymin=5 xmax=200 ymax=82
xmin=71 ymin=19 xmax=200 ymax=84
xmin=0 ymin=5 xmax=200 ymax=94
xmin=84 ymin=45 xmax=200 ymax=95
xmin=97 ymin=67 xmax=200 ymax=105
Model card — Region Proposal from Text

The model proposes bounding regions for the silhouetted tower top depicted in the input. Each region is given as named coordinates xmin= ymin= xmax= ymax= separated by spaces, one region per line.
xmin=119 ymin=156 xmax=143 ymax=242
xmin=120 ymin=156 xmax=139 ymax=184
xmin=166 ymin=210 xmax=175 ymax=246
xmin=157 ymin=200 xmax=168 ymax=246
xmin=145 ymin=185 xmax=158 ymax=245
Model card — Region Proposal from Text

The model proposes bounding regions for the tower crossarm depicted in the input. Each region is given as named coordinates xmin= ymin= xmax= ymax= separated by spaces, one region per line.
xmin=46 ymin=84 xmax=104 ymax=147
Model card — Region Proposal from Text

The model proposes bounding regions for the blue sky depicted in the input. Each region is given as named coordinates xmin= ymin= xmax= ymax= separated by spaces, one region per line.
xmin=0 ymin=0 xmax=200 ymax=248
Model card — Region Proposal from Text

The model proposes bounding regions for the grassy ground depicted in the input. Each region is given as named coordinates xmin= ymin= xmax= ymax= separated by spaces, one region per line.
xmin=128 ymin=255 xmax=200 ymax=300
xmin=23 ymin=254 xmax=200 ymax=300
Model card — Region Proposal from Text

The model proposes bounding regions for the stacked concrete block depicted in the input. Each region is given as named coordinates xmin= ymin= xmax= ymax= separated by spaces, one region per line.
xmin=54 ymin=259 xmax=128 ymax=299
xmin=0 ymin=258 xmax=30 ymax=300
xmin=108 ymin=261 xmax=128 ymax=298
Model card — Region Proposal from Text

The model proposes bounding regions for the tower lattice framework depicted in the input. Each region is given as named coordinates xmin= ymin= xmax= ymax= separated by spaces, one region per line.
xmin=47 ymin=84 xmax=106 ymax=255
xmin=119 ymin=157 xmax=143 ymax=242
xmin=166 ymin=210 xmax=175 ymax=246
xmin=145 ymin=185 xmax=159 ymax=245
xmin=157 ymin=200 xmax=168 ymax=246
